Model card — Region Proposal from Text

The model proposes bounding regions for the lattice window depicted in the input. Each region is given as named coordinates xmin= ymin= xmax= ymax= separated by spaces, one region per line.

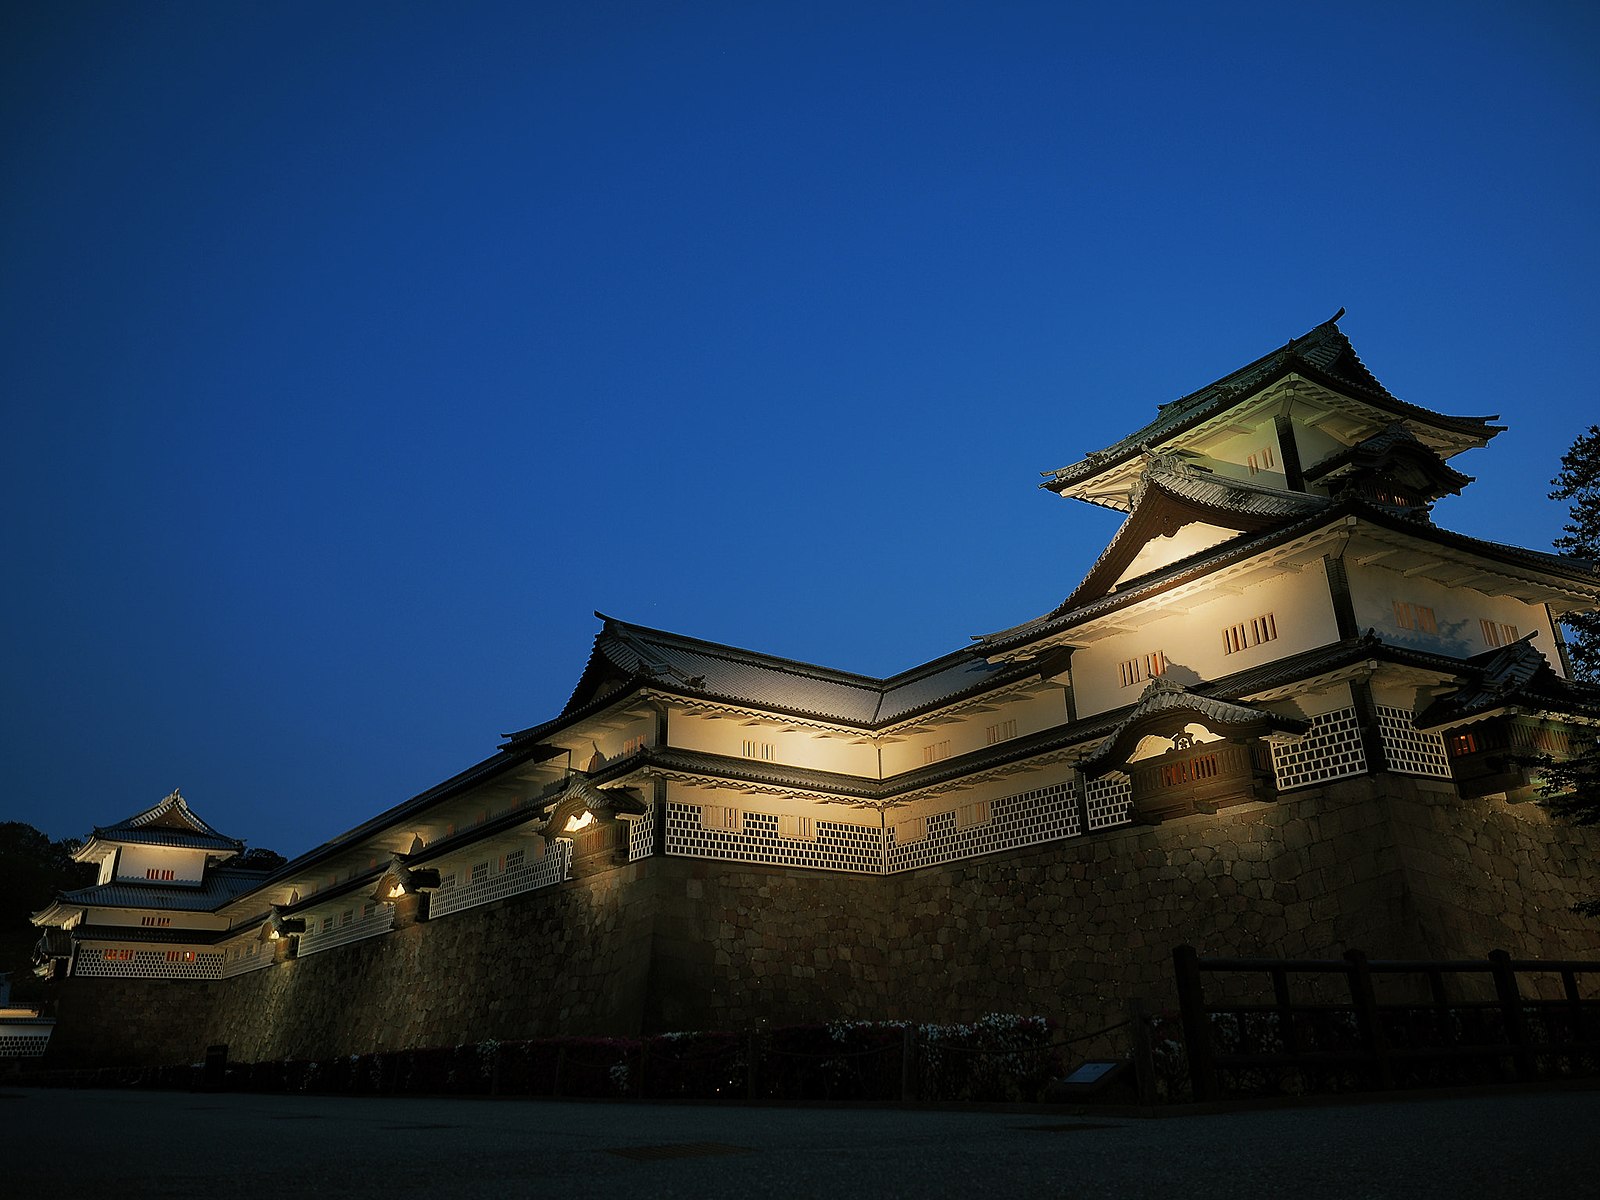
xmin=922 ymin=740 xmax=952 ymax=765
xmin=1247 ymin=445 xmax=1275 ymax=474
xmin=1085 ymin=773 xmax=1132 ymax=830
xmin=296 ymin=903 xmax=396 ymax=957
xmin=220 ymin=937 xmax=271 ymax=978
xmin=1271 ymin=707 xmax=1368 ymax=790
xmin=0 ymin=1028 xmax=53 ymax=1058
xmin=74 ymin=946 xmax=224 ymax=979
xmin=667 ymin=804 xmax=882 ymax=873
xmin=886 ymin=782 xmax=1080 ymax=873
xmin=1377 ymin=705 xmax=1452 ymax=778
xmin=629 ymin=802 xmax=656 ymax=861
xmin=741 ymin=739 xmax=775 ymax=760
xmin=428 ymin=841 xmax=572 ymax=919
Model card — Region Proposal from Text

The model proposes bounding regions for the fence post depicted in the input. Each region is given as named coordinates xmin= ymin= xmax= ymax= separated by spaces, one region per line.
xmin=1128 ymin=999 xmax=1158 ymax=1105
xmin=1173 ymin=944 xmax=1216 ymax=1102
xmin=1489 ymin=949 xmax=1535 ymax=1081
xmin=1343 ymin=949 xmax=1392 ymax=1090
xmin=900 ymin=1024 xmax=918 ymax=1103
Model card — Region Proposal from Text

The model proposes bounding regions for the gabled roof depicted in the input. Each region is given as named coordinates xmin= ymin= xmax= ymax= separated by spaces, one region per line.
xmin=1076 ymin=678 xmax=1308 ymax=776
xmin=76 ymin=790 xmax=243 ymax=858
xmin=512 ymin=616 xmax=1044 ymax=736
xmin=1064 ymin=454 xmax=1328 ymax=607
xmin=1414 ymin=636 xmax=1600 ymax=732
xmin=1043 ymin=311 xmax=1502 ymax=497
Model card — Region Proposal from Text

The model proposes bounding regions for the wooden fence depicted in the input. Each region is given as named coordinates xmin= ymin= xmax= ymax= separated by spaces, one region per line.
xmin=1172 ymin=945 xmax=1600 ymax=1101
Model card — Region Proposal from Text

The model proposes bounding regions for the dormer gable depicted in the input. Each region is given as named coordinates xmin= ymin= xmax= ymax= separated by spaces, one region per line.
xmin=1063 ymin=453 xmax=1328 ymax=608
xmin=1302 ymin=422 xmax=1473 ymax=518
xmin=72 ymin=790 xmax=243 ymax=886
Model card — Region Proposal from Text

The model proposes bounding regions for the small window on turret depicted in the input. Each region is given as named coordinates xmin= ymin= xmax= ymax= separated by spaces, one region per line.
xmin=1393 ymin=601 xmax=1437 ymax=634
xmin=1480 ymin=620 xmax=1518 ymax=648
xmin=1247 ymin=446 xmax=1275 ymax=474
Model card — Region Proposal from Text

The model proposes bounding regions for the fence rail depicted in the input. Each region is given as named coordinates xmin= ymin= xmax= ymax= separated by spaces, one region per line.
xmin=1173 ymin=945 xmax=1600 ymax=1101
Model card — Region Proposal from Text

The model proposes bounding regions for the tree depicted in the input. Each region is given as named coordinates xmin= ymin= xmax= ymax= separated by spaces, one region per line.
xmin=0 ymin=823 xmax=93 ymax=994
xmin=1541 ymin=425 xmax=1600 ymax=914
xmin=1550 ymin=424 xmax=1600 ymax=682
xmin=233 ymin=846 xmax=287 ymax=872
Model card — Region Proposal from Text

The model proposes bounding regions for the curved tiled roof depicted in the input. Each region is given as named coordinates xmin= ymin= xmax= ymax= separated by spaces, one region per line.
xmin=1043 ymin=313 xmax=1501 ymax=494
xmin=524 ymin=617 xmax=1041 ymax=734
xmin=49 ymin=869 xmax=265 ymax=913
xmin=84 ymin=790 xmax=243 ymax=854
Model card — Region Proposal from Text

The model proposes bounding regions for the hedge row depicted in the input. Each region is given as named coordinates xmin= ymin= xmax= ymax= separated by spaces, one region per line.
xmin=20 ymin=1014 xmax=1060 ymax=1103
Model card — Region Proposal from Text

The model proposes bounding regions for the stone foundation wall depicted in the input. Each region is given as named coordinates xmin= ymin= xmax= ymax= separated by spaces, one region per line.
xmin=43 ymin=776 xmax=1600 ymax=1068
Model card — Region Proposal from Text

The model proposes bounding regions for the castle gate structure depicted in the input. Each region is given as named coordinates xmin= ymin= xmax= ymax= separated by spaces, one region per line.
xmin=34 ymin=314 xmax=1600 ymax=1067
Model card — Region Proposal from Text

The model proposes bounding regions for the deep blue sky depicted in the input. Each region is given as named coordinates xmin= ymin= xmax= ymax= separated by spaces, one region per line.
xmin=4 ymin=2 xmax=1597 ymax=854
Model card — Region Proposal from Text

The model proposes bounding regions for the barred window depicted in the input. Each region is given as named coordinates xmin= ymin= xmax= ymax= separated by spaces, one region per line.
xmin=1223 ymin=613 xmax=1278 ymax=654
xmin=985 ymin=719 xmax=1017 ymax=745
xmin=1119 ymin=651 xmax=1166 ymax=688
xmin=923 ymin=739 xmax=952 ymax=764
xmin=1480 ymin=620 xmax=1518 ymax=648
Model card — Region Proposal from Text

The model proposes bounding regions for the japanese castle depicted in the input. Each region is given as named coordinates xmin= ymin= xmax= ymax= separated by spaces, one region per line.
xmin=32 ymin=313 xmax=1600 ymax=1041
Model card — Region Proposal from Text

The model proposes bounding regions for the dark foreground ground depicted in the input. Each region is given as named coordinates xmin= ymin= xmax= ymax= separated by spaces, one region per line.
xmin=7 ymin=1084 xmax=1598 ymax=1198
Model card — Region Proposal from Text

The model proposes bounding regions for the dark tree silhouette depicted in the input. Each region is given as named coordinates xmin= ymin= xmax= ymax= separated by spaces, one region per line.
xmin=0 ymin=822 xmax=93 ymax=993
xmin=1541 ymin=426 xmax=1600 ymax=914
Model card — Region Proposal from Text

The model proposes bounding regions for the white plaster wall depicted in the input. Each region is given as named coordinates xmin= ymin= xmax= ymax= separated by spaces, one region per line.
xmin=1201 ymin=419 xmax=1287 ymax=489
xmin=87 ymin=907 xmax=229 ymax=931
xmin=664 ymin=779 xmax=879 ymax=829
xmin=881 ymin=759 xmax=1079 ymax=820
xmin=113 ymin=844 xmax=209 ymax=885
xmin=1347 ymin=562 xmax=1559 ymax=664
xmin=669 ymin=711 xmax=879 ymax=776
xmin=881 ymin=690 xmax=1066 ymax=778
xmin=1113 ymin=521 xmax=1242 ymax=590
xmin=1260 ymin=681 xmax=1355 ymax=722
xmin=1071 ymin=561 xmax=1342 ymax=719
xmin=1293 ymin=421 xmax=1357 ymax=482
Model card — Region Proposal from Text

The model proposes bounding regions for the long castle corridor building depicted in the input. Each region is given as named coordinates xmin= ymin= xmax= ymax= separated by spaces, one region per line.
xmin=34 ymin=314 xmax=1600 ymax=1066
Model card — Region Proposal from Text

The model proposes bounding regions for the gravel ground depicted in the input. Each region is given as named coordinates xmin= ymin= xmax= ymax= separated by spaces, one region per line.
xmin=7 ymin=1084 xmax=1598 ymax=1198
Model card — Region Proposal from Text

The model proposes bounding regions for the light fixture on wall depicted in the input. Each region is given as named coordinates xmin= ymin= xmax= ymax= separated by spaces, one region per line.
xmin=371 ymin=855 xmax=442 ymax=905
xmin=260 ymin=908 xmax=306 ymax=942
